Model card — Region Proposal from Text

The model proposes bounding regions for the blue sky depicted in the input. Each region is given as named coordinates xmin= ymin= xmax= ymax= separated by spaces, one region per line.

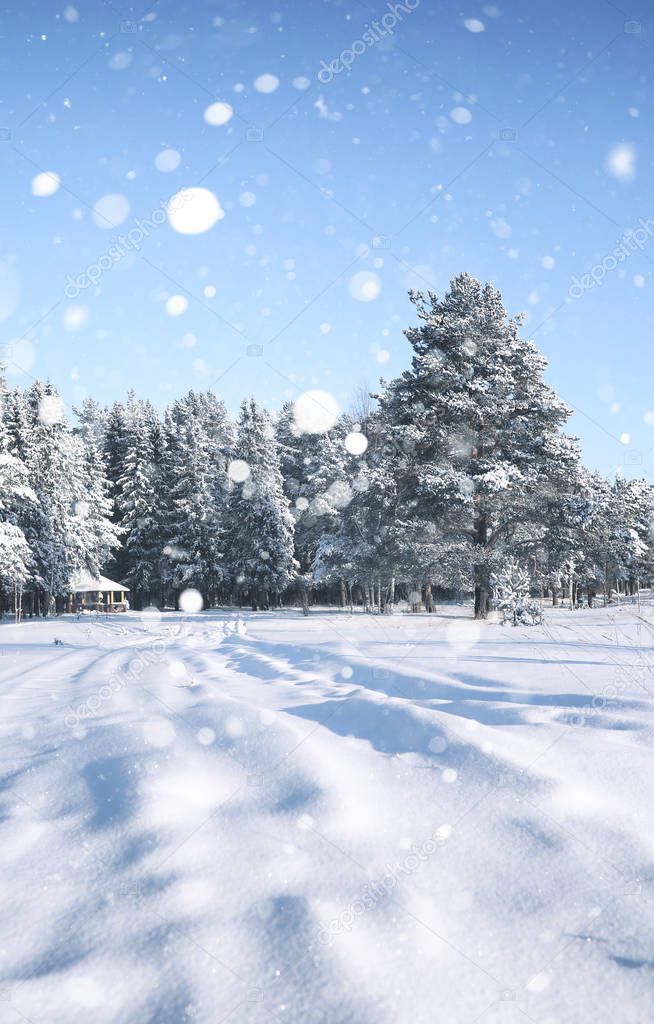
xmin=2 ymin=0 xmax=654 ymax=476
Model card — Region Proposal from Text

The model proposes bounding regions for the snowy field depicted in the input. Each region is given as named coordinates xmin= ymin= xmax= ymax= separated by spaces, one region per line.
xmin=1 ymin=603 xmax=654 ymax=1024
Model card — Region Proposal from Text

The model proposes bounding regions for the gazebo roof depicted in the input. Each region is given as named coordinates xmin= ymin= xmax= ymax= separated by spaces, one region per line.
xmin=69 ymin=572 xmax=130 ymax=594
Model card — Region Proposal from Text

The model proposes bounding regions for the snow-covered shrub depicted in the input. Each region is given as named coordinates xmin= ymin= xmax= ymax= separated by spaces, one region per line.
xmin=491 ymin=558 xmax=542 ymax=626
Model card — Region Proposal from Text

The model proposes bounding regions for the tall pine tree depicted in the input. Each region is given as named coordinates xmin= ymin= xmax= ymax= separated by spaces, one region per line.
xmin=226 ymin=399 xmax=296 ymax=608
xmin=378 ymin=274 xmax=580 ymax=616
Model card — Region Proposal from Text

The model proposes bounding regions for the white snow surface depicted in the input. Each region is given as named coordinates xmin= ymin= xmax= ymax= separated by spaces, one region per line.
xmin=1 ymin=602 xmax=654 ymax=1022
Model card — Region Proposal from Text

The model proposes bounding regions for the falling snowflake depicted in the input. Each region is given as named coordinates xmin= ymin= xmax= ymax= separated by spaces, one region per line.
xmin=165 ymin=295 xmax=188 ymax=316
xmin=450 ymin=107 xmax=472 ymax=124
xmin=92 ymin=193 xmax=130 ymax=229
xmin=294 ymin=389 xmax=340 ymax=433
xmin=344 ymin=431 xmax=368 ymax=455
xmin=167 ymin=187 xmax=224 ymax=234
xmin=254 ymin=73 xmax=280 ymax=93
xmin=31 ymin=171 xmax=60 ymax=197
xmin=606 ymin=143 xmax=636 ymax=182
xmin=349 ymin=271 xmax=381 ymax=301
xmin=143 ymin=719 xmax=176 ymax=747
xmin=155 ymin=148 xmax=181 ymax=172
xmin=204 ymin=101 xmax=234 ymax=126
xmin=179 ymin=588 xmax=203 ymax=613
xmin=38 ymin=395 xmax=66 ymax=426
xmin=228 ymin=459 xmax=251 ymax=482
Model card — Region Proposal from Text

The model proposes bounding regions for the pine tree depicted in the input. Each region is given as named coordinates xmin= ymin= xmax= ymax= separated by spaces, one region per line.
xmin=102 ymin=398 xmax=133 ymax=582
xmin=4 ymin=381 xmax=118 ymax=614
xmin=226 ymin=399 xmax=296 ymax=608
xmin=112 ymin=400 xmax=165 ymax=606
xmin=0 ymin=369 xmax=34 ymax=619
xmin=276 ymin=401 xmax=325 ymax=573
xmin=312 ymin=410 xmax=428 ymax=611
xmin=491 ymin=557 xmax=541 ymax=625
xmin=570 ymin=473 xmax=654 ymax=606
xmin=278 ymin=406 xmax=366 ymax=601
xmin=161 ymin=391 xmax=233 ymax=607
xmin=378 ymin=274 xmax=580 ymax=617
xmin=118 ymin=428 xmax=160 ymax=606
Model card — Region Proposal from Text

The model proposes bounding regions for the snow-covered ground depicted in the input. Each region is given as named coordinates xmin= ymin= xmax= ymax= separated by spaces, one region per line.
xmin=1 ymin=602 xmax=654 ymax=1023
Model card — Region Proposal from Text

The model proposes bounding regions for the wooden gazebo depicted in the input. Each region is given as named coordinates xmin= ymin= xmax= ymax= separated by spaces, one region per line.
xmin=67 ymin=573 xmax=130 ymax=613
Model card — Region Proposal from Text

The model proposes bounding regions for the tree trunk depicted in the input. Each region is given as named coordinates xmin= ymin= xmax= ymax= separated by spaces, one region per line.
xmin=472 ymin=488 xmax=490 ymax=617
xmin=424 ymin=582 xmax=434 ymax=613
xmin=474 ymin=581 xmax=490 ymax=619
xmin=472 ymin=421 xmax=491 ymax=619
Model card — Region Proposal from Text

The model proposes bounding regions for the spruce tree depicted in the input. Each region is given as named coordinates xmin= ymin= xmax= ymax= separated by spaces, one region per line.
xmin=226 ymin=399 xmax=296 ymax=608
xmin=161 ymin=391 xmax=232 ymax=607
xmin=4 ymin=381 xmax=118 ymax=613
xmin=378 ymin=274 xmax=580 ymax=617
xmin=0 ymin=369 xmax=34 ymax=617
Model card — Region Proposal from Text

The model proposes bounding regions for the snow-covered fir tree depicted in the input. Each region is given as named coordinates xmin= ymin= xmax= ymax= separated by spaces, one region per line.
xmin=226 ymin=398 xmax=297 ymax=608
xmin=313 ymin=408 xmax=439 ymax=611
xmin=278 ymin=406 xmax=367 ymax=603
xmin=114 ymin=399 xmax=166 ymax=606
xmin=491 ymin=557 xmax=542 ymax=625
xmin=1 ymin=379 xmax=118 ymax=614
xmin=377 ymin=273 xmax=581 ymax=617
xmin=0 ymin=369 xmax=34 ymax=619
xmin=162 ymin=391 xmax=233 ymax=608
xmin=275 ymin=400 xmax=325 ymax=573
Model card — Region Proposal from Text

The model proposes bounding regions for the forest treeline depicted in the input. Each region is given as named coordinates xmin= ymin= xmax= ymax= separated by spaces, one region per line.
xmin=1 ymin=273 xmax=651 ymax=620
